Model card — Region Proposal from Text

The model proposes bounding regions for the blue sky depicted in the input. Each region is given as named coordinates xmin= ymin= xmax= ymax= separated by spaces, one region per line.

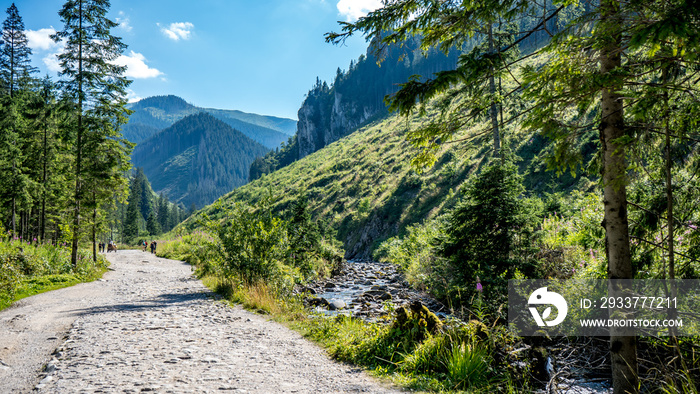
xmin=12 ymin=0 xmax=382 ymax=120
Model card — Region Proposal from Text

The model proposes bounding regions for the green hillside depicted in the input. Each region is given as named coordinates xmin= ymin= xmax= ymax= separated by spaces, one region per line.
xmin=132 ymin=112 xmax=270 ymax=209
xmin=183 ymin=104 xmax=593 ymax=258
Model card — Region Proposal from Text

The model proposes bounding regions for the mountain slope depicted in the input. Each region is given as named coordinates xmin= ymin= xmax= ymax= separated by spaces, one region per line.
xmin=131 ymin=112 xmax=270 ymax=209
xmin=124 ymin=95 xmax=294 ymax=148
xmin=182 ymin=105 xmax=592 ymax=257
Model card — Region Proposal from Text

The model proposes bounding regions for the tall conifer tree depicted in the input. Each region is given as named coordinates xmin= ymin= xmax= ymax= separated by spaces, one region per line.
xmin=0 ymin=3 xmax=36 ymax=237
xmin=0 ymin=3 xmax=35 ymax=94
xmin=52 ymin=0 xmax=131 ymax=266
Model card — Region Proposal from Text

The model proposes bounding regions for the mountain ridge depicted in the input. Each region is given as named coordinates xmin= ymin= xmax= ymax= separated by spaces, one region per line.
xmin=122 ymin=95 xmax=296 ymax=148
xmin=131 ymin=112 xmax=270 ymax=209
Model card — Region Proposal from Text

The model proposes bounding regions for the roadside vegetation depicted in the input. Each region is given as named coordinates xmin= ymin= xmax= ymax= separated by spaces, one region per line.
xmin=0 ymin=227 xmax=109 ymax=311
xmin=161 ymin=145 xmax=700 ymax=391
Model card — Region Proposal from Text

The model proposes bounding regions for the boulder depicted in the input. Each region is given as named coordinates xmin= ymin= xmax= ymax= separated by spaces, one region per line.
xmin=328 ymin=300 xmax=346 ymax=310
xmin=306 ymin=297 xmax=330 ymax=308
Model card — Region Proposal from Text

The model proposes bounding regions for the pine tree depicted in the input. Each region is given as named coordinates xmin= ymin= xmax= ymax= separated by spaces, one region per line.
xmin=0 ymin=3 xmax=36 ymax=94
xmin=146 ymin=212 xmax=160 ymax=236
xmin=134 ymin=168 xmax=153 ymax=220
xmin=123 ymin=176 xmax=141 ymax=240
xmin=156 ymin=193 xmax=169 ymax=232
xmin=52 ymin=0 xmax=131 ymax=266
xmin=0 ymin=3 xmax=37 ymax=238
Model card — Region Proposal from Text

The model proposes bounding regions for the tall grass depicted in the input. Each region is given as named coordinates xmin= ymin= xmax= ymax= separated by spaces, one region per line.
xmin=445 ymin=341 xmax=490 ymax=390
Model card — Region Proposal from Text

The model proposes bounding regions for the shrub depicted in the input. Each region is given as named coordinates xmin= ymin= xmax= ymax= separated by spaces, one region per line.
xmin=439 ymin=158 xmax=538 ymax=302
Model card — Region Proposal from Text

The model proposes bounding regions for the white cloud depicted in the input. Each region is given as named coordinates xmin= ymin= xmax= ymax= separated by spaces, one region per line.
xmin=114 ymin=51 xmax=163 ymax=79
xmin=336 ymin=0 xmax=382 ymax=22
xmin=25 ymin=27 xmax=63 ymax=73
xmin=26 ymin=28 xmax=57 ymax=51
xmin=116 ymin=12 xmax=132 ymax=32
xmin=158 ymin=22 xmax=194 ymax=41
xmin=43 ymin=52 xmax=62 ymax=72
xmin=126 ymin=89 xmax=142 ymax=103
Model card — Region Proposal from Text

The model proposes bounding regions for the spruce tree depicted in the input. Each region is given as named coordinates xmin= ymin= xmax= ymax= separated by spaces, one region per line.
xmin=123 ymin=176 xmax=141 ymax=240
xmin=146 ymin=212 xmax=160 ymax=236
xmin=0 ymin=3 xmax=36 ymax=237
xmin=0 ymin=3 xmax=36 ymax=95
xmin=52 ymin=0 xmax=131 ymax=266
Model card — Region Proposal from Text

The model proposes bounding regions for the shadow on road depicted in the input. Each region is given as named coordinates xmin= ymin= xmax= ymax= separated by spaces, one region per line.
xmin=67 ymin=290 xmax=217 ymax=317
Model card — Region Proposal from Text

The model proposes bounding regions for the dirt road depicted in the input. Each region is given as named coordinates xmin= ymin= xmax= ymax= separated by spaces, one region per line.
xmin=0 ymin=250 xmax=399 ymax=393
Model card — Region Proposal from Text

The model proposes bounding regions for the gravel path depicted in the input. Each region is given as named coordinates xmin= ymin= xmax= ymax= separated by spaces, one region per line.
xmin=0 ymin=250 xmax=400 ymax=393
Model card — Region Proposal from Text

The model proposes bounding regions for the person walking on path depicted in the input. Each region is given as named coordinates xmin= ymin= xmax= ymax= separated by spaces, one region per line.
xmin=150 ymin=240 xmax=157 ymax=254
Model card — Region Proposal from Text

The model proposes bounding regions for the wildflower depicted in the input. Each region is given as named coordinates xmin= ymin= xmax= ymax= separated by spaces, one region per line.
xmin=476 ymin=282 xmax=483 ymax=293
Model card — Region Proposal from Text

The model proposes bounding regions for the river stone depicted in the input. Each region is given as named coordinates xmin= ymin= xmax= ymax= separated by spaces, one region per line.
xmin=328 ymin=300 xmax=346 ymax=310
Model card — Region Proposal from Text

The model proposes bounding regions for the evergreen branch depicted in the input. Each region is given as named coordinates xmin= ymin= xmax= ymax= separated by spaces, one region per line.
xmin=629 ymin=235 xmax=700 ymax=264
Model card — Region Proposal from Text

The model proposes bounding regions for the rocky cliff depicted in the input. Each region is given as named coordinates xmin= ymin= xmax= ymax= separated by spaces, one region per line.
xmin=295 ymin=38 xmax=460 ymax=160
xmin=297 ymin=89 xmax=381 ymax=159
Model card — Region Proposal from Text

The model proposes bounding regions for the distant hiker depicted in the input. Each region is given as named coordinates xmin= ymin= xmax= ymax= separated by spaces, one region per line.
xmin=143 ymin=241 xmax=148 ymax=252
xmin=150 ymin=240 xmax=157 ymax=254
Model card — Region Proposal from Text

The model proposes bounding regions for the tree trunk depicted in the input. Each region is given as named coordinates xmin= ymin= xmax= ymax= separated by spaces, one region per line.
xmin=41 ymin=107 xmax=48 ymax=242
xmin=487 ymin=23 xmax=500 ymax=159
xmin=92 ymin=202 xmax=97 ymax=263
xmin=662 ymin=67 xmax=680 ymax=345
xmin=71 ymin=0 xmax=84 ymax=268
xmin=11 ymin=188 xmax=16 ymax=238
xmin=599 ymin=1 xmax=638 ymax=393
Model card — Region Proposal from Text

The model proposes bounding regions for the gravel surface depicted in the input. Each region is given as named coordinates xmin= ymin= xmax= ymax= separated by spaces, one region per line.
xmin=0 ymin=250 xmax=401 ymax=393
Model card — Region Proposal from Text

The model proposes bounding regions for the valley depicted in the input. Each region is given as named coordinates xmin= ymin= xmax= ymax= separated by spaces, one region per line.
xmin=2 ymin=1 xmax=699 ymax=393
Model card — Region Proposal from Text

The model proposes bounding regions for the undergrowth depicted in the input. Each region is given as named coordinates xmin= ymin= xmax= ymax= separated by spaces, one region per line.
xmin=0 ymin=238 xmax=109 ymax=310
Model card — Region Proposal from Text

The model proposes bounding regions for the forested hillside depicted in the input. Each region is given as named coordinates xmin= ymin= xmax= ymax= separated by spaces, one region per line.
xmin=131 ymin=112 xmax=270 ymax=209
xmin=123 ymin=95 xmax=294 ymax=149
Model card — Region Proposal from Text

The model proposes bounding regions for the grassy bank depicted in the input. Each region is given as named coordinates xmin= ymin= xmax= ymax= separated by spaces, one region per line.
xmin=0 ymin=239 xmax=109 ymax=311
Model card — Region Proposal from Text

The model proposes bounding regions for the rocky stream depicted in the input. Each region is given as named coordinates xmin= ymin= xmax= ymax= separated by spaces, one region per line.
xmin=301 ymin=259 xmax=446 ymax=320
xmin=301 ymin=259 xmax=613 ymax=394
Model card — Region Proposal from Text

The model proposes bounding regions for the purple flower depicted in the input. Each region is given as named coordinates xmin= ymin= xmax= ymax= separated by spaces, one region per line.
xmin=476 ymin=282 xmax=483 ymax=293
